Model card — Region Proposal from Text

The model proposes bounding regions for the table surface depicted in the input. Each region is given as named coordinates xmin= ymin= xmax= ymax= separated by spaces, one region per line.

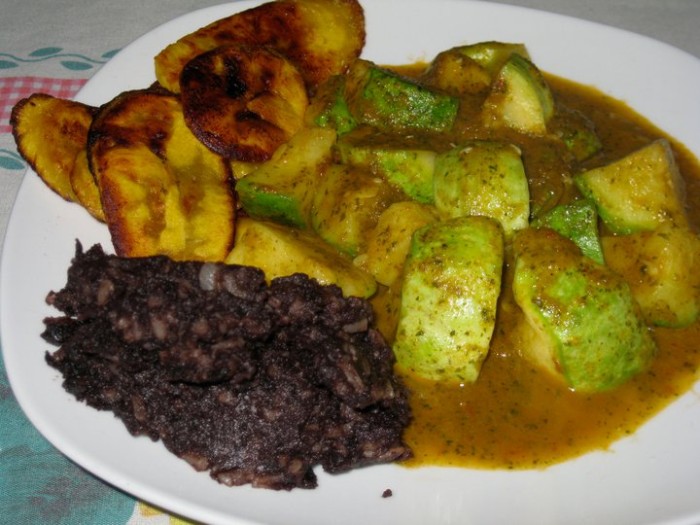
xmin=1 ymin=1 xmax=699 ymax=523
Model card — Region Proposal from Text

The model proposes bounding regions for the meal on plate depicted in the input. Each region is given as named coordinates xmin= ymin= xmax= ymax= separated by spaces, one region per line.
xmin=10 ymin=0 xmax=700 ymax=487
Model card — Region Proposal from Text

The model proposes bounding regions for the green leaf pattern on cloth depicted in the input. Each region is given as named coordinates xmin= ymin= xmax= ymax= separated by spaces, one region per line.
xmin=0 ymin=42 xmax=168 ymax=524
xmin=0 ymin=47 xmax=119 ymax=71
xmin=0 ymin=149 xmax=24 ymax=170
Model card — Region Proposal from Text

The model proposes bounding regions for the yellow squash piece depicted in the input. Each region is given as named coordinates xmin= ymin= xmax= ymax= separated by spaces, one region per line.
xmin=354 ymin=201 xmax=438 ymax=287
xmin=575 ymin=139 xmax=689 ymax=234
xmin=226 ymin=217 xmax=376 ymax=298
xmin=154 ymin=0 xmax=365 ymax=93
xmin=602 ymin=223 xmax=700 ymax=327
xmin=482 ymin=53 xmax=554 ymax=136
xmin=88 ymin=89 xmax=235 ymax=261
xmin=11 ymin=93 xmax=95 ymax=204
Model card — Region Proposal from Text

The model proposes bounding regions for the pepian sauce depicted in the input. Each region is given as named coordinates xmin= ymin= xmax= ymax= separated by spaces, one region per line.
xmin=377 ymin=69 xmax=700 ymax=469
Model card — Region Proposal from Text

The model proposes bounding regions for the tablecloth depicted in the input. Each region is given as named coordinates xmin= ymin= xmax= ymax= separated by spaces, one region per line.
xmin=1 ymin=1 xmax=699 ymax=524
xmin=0 ymin=2 xmax=226 ymax=523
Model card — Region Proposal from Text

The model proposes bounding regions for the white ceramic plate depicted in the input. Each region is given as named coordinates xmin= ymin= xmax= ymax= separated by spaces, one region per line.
xmin=3 ymin=1 xmax=700 ymax=524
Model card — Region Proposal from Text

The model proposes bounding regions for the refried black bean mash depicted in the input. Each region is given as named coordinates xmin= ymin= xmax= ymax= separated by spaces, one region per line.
xmin=43 ymin=243 xmax=411 ymax=490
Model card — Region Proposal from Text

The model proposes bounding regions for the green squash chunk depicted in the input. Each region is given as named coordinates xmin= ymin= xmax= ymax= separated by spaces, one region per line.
xmin=574 ymin=139 xmax=689 ymax=234
xmin=457 ymin=41 xmax=531 ymax=76
xmin=551 ymin=106 xmax=602 ymax=162
xmin=482 ymin=53 xmax=554 ymax=135
xmin=423 ymin=42 xmax=531 ymax=97
xmin=225 ymin=217 xmax=376 ymax=298
xmin=531 ymin=198 xmax=604 ymax=264
xmin=421 ymin=49 xmax=492 ymax=96
xmin=433 ymin=140 xmax=529 ymax=239
xmin=513 ymin=228 xmax=656 ymax=392
xmin=393 ymin=216 xmax=504 ymax=383
xmin=304 ymin=75 xmax=357 ymax=135
xmin=602 ymin=223 xmax=700 ymax=327
xmin=310 ymin=164 xmax=395 ymax=257
xmin=345 ymin=59 xmax=459 ymax=134
xmin=235 ymin=127 xmax=336 ymax=228
xmin=336 ymin=129 xmax=437 ymax=203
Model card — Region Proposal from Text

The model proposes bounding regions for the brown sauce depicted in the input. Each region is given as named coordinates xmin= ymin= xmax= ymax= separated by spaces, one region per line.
xmin=402 ymin=310 xmax=700 ymax=469
xmin=377 ymin=67 xmax=700 ymax=469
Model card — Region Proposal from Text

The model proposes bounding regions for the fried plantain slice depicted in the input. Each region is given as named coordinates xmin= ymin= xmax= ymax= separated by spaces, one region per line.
xmin=11 ymin=93 xmax=96 ymax=203
xmin=180 ymin=44 xmax=308 ymax=161
xmin=69 ymin=150 xmax=106 ymax=222
xmin=88 ymin=89 xmax=236 ymax=261
xmin=154 ymin=0 xmax=365 ymax=94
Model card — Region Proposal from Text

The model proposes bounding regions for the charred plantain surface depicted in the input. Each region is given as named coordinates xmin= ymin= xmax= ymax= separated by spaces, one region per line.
xmin=180 ymin=44 xmax=308 ymax=161
xmin=44 ymin=243 xmax=411 ymax=490
xmin=154 ymin=0 xmax=366 ymax=94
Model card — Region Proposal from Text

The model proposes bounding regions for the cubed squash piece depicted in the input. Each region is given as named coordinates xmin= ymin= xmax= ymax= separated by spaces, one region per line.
xmin=304 ymin=75 xmax=357 ymax=134
xmin=602 ymin=223 xmax=700 ymax=327
xmin=423 ymin=42 xmax=530 ymax=96
xmin=422 ymin=42 xmax=531 ymax=96
xmin=355 ymin=201 xmax=438 ymax=287
xmin=310 ymin=164 xmax=396 ymax=257
xmin=513 ymin=228 xmax=656 ymax=392
xmin=336 ymin=128 xmax=437 ymax=203
xmin=457 ymin=41 xmax=531 ymax=76
xmin=433 ymin=140 xmax=529 ymax=239
xmin=345 ymin=59 xmax=459 ymax=134
xmin=393 ymin=216 xmax=504 ymax=383
xmin=226 ymin=217 xmax=376 ymax=298
xmin=531 ymin=198 xmax=604 ymax=264
xmin=482 ymin=53 xmax=554 ymax=136
xmin=421 ymin=48 xmax=492 ymax=96
xmin=574 ymin=139 xmax=689 ymax=234
xmin=551 ymin=106 xmax=602 ymax=162
xmin=235 ymin=127 xmax=337 ymax=227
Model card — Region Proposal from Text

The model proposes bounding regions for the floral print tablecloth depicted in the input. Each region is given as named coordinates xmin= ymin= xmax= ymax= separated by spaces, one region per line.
xmin=0 ymin=36 xmax=194 ymax=525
